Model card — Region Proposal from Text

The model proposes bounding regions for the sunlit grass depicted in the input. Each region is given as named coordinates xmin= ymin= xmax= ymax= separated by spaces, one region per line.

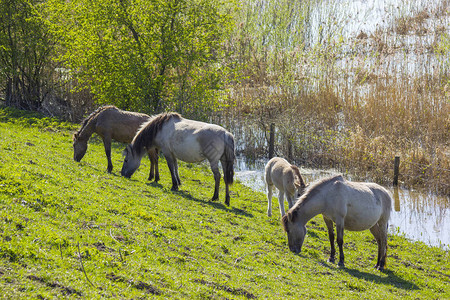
xmin=0 ymin=106 xmax=449 ymax=299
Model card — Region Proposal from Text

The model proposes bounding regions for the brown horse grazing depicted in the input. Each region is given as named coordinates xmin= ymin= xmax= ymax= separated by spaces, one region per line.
xmin=265 ymin=157 xmax=306 ymax=217
xmin=121 ymin=112 xmax=235 ymax=205
xmin=73 ymin=105 xmax=159 ymax=181
xmin=282 ymin=175 xmax=392 ymax=271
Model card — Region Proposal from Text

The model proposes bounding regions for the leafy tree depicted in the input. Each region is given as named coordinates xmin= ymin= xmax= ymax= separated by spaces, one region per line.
xmin=0 ymin=0 xmax=56 ymax=110
xmin=47 ymin=0 xmax=236 ymax=117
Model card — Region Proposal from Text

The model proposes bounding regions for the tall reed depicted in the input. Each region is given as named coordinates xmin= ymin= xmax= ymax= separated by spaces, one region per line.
xmin=219 ymin=0 xmax=449 ymax=195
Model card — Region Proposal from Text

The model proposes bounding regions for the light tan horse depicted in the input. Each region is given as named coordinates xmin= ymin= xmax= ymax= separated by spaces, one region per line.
xmin=121 ymin=112 xmax=235 ymax=205
xmin=282 ymin=175 xmax=392 ymax=271
xmin=265 ymin=157 xmax=306 ymax=217
xmin=73 ymin=105 xmax=159 ymax=181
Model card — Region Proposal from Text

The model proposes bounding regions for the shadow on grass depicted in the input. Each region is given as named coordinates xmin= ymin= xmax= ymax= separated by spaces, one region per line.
xmin=146 ymin=181 xmax=163 ymax=188
xmin=314 ymin=260 xmax=419 ymax=290
xmin=173 ymin=190 xmax=254 ymax=218
xmin=341 ymin=267 xmax=419 ymax=290
xmin=74 ymin=161 xmax=105 ymax=174
xmin=119 ymin=174 xmax=253 ymax=217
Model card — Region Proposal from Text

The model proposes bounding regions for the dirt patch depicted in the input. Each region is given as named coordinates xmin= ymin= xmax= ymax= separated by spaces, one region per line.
xmin=27 ymin=275 xmax=82 ymax=296
xmin=106 ymin=273 xmax=126 ymax=283
xmin=193 ymin=278 xmax=256 ymax=299
xmin=92 ymin=242 xmax=114 ymax=252
xmin=133 ymin=280 xmax=161 ymax=295
xmin=106 ymin=273 xmax=161 ymax=295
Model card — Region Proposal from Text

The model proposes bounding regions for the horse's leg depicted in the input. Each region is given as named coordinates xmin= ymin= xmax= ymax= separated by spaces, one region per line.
xmin=371 ymin=221 xmax=388 ymax=271
xmin=379 ymin=224 xmax=388 ymax=271
xmin=174 ymin=158 xmax=181 ymax=186
xmin=147 ymin=148 xmax=159 ymax=182
xmin=210 ymin=160 xmax=221 ymax=201
xmin=164 ymin=154 xmax=179 ymax=191
xmin=147 ymin=152 xmax=154 ymax=181
xmin=220 ymin=158 xmax=231 ymax=206
xmin=267 ymin=183 xmax=273 ymax=217
xmin=224 ymin=179 xmax=230 ymax=206
xmin=323 ymin=216 xmax=336 ymax=264
xmin=336 ymin=221 xmax=345 ymax=267
xmin=286 ymin=193 xmax=294 ymax=210
xmin=102 ymin=136 xmax=113 ymax=173
xmin=154 ymin=149 xmax=160 ymax=182
xmin=278 ymin=191 xmax=286 ymax=217
xmin=369 ymin=224 xmax=382 ymax=269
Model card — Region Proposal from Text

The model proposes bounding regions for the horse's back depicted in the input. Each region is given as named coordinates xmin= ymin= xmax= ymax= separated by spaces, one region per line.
xmin=265 ymin=157 xmax=296 ymax=193
xmin=365 ymin=183 xmax=392 ymax=222
xmin=329 ymin=180 xmax=386 ymax=231
xmin=266 ymin=157 xmax=291 ymax=174
xmin=96 ymin=108 xmax=150 ymax=143
xmin=157 ymin=117 xmax=231 ymax=162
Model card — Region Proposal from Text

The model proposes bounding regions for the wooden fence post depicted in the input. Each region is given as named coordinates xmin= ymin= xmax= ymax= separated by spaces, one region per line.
xmin=393 ymin=156 xmax=400 ymax=186
xmin=269 ymin=123 xmax=275 ymax=159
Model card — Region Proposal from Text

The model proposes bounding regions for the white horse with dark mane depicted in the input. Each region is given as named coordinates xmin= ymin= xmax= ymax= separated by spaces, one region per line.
xmin=121 ymin=112 xmax=235 ymax=205
xmin=282 ymin=175 xmax=392 ymax=271
xmin=265 ymin=157 xmax=306 ymax=217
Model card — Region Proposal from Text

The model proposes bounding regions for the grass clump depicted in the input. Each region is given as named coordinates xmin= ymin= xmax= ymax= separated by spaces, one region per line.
xmin=0 ymin=107 xmax=449 ymax=299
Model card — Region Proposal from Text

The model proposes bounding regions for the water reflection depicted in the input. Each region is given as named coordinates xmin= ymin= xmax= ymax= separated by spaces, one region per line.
xmin=389 ymin=187 xmax=450 ymax=250
xmin=234 ymin=158 xmax=450 ymax=250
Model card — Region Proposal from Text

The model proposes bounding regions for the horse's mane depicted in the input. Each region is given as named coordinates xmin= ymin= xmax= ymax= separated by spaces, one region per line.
xmin=73 ymin=105 xmax=117 ymax=139
xmin=282 ymin=174 xmax=344 ymax=231
xmin=132 ymin=112 xmax=181 ymax=156
xmin=290 ymin=165 xmax=306 ymax=187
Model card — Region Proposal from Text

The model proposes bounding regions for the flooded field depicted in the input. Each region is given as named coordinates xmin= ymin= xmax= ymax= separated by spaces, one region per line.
xmin=235 ymin=158 xmax=450 ymax=250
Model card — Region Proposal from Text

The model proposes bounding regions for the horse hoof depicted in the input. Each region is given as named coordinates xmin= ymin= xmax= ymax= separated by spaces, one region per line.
xmin=327 ymin=258 xmax=335 ymax=264
xmin=377 ymin=264 xmax=385 ymax=272
xmin=337 ymin=261 xmax=345 ymax=268
xmin=171 ymin=186 xmax=179 ymax=191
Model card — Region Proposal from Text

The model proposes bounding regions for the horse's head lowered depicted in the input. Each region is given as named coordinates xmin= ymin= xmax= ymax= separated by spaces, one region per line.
xmin=292 ymin=165 xmax=307 ymax=199
xmin=121 ymin=145 xmax=142 ymax=178
xmin=295 ymin=182 xmax=308 ymax=199
xmin=73 ymin=133 xmax=88 ymax=162
xmin=282 ymin=210 xmax=307 ymax=254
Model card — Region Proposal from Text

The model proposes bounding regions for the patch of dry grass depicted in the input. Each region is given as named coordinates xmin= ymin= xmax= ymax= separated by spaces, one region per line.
xmin=219 ymin=1 xmax=450 ymax=195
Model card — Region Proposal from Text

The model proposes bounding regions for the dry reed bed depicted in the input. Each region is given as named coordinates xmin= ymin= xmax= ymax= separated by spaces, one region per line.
xmin=218 ymin=0 xmax=450 ymax=195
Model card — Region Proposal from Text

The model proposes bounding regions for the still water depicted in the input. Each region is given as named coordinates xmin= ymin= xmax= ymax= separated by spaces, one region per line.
xmin=235 ymin=158 xmax=450 ymax=250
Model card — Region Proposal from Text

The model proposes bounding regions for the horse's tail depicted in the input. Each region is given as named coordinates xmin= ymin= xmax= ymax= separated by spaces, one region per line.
xmin=223 ymin=132 xmax=235 ymax=185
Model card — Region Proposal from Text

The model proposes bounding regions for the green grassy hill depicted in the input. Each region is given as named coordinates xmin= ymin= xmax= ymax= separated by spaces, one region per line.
xmin=0 ymin=107 xmax=449 ymax=299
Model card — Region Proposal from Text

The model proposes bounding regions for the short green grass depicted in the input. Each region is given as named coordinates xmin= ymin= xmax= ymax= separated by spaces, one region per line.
xmin=0 ymin=106 xmax=449 ymax=299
